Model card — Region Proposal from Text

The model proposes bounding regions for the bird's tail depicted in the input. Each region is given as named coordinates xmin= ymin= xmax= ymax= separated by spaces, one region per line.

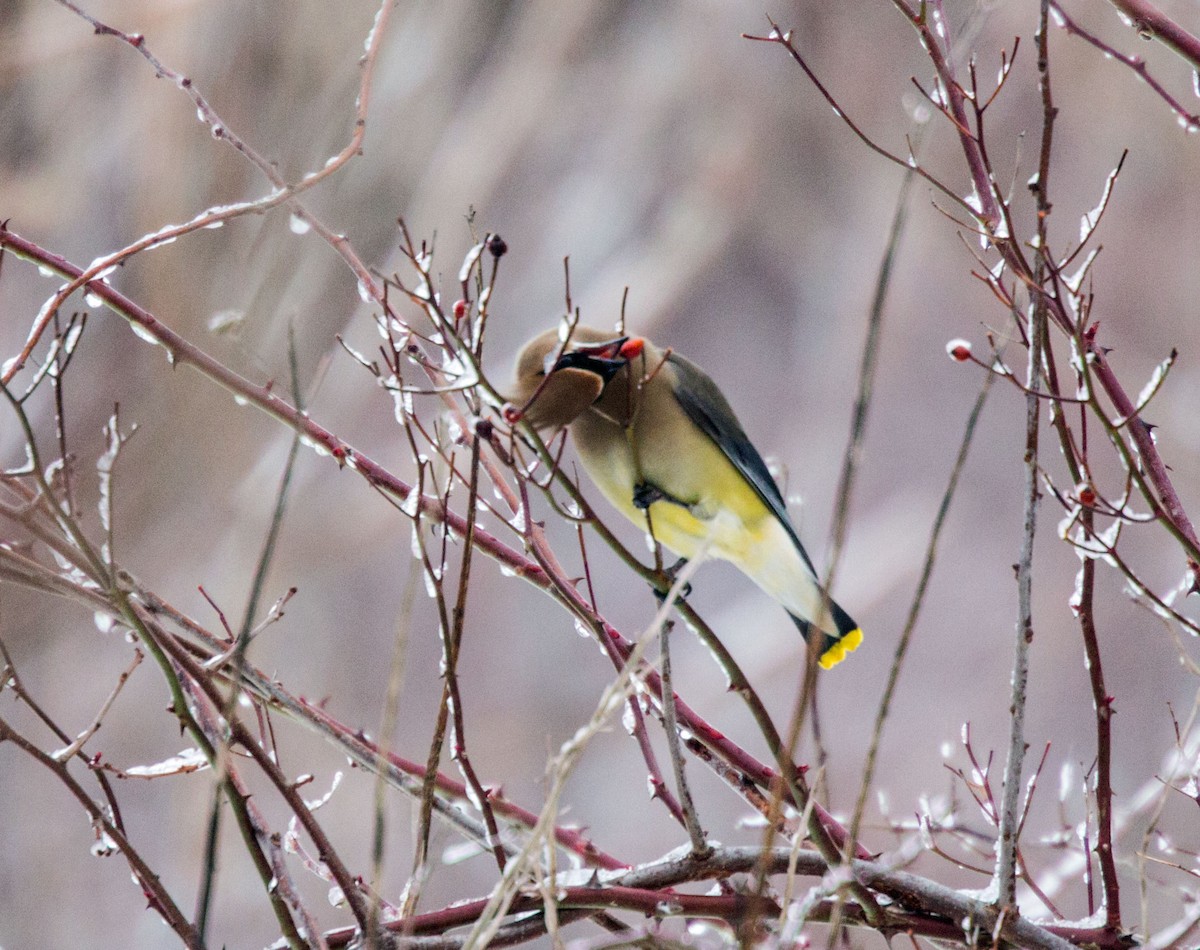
xmin=791 ymin=599 xmax=863 ymax=670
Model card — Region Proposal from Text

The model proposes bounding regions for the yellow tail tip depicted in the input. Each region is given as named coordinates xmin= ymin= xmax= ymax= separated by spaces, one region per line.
xmin=819 ymin=627 xmax=864 ymax=670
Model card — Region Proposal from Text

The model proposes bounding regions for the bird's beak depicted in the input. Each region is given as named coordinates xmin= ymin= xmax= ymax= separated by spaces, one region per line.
xmin=550 ymin=336 xmax=644 ymax=382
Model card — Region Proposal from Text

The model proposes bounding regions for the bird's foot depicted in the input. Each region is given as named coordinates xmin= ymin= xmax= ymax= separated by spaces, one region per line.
xmin=633 ymin=482 xmax=665 ymax=510
xmin=633 ymin=481 xmax=689 ymax=510
xmin=654 ymin=556 xmax=692 ymax=603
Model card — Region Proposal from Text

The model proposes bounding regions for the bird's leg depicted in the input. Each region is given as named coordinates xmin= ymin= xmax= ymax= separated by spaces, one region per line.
xmin=664 ymin=555 xmax=691 ymax=590
xmin=632 ymin=481 xmax=694 ymax=600
xmin=632 ymin=481 xmax=665 ymax=510
xmin=633 ymin=480 xmax=689 ymax=510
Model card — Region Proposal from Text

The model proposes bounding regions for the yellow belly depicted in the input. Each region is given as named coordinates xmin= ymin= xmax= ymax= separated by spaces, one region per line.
xmin=573 ymin=409 xmax=827 ymax=625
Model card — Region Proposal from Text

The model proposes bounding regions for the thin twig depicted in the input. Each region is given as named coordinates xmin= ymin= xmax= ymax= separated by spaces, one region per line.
xmin=848 ymin=371 xmax=995 ymax=862
xmin=0 ymin=715 xmax=202 ymax=947
xmin=659 ymin=621 xmax=710 ymax=856
xmin=1049 ymin=2 xmax=1200 ymax=130
xmin=1104 ymin=0 xmax=1200 ymax=70
xmin=995 ymin=239 xmax=1047 ymax=913
xmin=2 ymin=0 xmax=394 ymax=381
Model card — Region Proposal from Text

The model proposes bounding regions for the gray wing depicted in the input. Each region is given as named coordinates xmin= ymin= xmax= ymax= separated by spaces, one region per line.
xmin=666 ymin=352 xmax=818 ymax=577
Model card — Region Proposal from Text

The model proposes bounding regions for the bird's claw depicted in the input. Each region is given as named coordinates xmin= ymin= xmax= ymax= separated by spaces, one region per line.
xmin=633 ymin=481 xmax=690 ymax=510
xmin=653 ymin=556 xmax=692 ymax=603
xmin=632 ymin=482 xmax=665 ymax=510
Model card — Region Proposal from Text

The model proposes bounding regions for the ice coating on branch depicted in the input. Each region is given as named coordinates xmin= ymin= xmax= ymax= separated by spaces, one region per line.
xmin=402 ymin=491 xmax=422 ymax=520
xmin=364 ymin=0 xmax=387 ymax=51
xmin=298 ymin=435 xmax=330 ymax=457
xmin=90 ymin=830 xmax=119 ymax=857
xmin=1070 ymin=564 xmax=1085 ymax=615
xmin=509 ymin=505 xmax=527 ymax=533
xmin=1079 ymin=163 xmax=1121 ymax=243
xmin=301 ymin=772 xmax=342 ymax=810
xmin=1067 ymin=337 xmax=1090 ymax=400
xmin=931 ymin=4 xmax=946 ymax=38
xmin=957 ymin=877 xmax=1000 ymax=906
xmin=928 ymin=78 xmax=948 ymax=108
xmin=458 ymin=241 xmax=487 ymax=283
xmin=1115 ymin=351 xmax=1176 ymax=426
xmin=423 ymin=563 xmax=441 ymax=598
xmin=917 ymin=815 xmax=935 ymax=850
xmin=130 ymin=322 xmax=160 ymax=346
xmin=964 ymin=188 xmax=983 ymax=217
xmin=97 ymin=414 xmax=122 ymax=533
xmin=1064 ymin=248 xmax=1100 ymax=294
xmin=1160 ymin=569 xmax=1193 ymax=609
xmin=442 ymin=839 xmax=486 ymax=865
xmin=83 ymin=260 xmax=119 ymax=280
xmin=125 ymin=748 xmax=210 ymax=777
xmin=392 ymin=389 xmax=415 ymax=423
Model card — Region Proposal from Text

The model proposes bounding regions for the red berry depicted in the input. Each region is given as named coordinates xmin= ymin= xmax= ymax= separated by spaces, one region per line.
xmin=946 ymin=338 xmax=972 ymax=362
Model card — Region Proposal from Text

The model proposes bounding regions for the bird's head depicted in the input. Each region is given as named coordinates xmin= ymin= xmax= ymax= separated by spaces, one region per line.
xmin=507 ymin=326 xmax=645 ymax=429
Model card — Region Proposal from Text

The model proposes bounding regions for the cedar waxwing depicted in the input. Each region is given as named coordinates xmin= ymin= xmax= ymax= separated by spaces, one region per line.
xmin=510 ymin=325 xmax=863 ymax=669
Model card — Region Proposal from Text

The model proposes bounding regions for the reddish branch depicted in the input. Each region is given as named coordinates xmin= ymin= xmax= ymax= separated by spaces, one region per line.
xmin=739 ymin=5 xmax=1200 ymax=941
xmin=297 ymin=703 xmax=630 ymax=873
xmin=1076 ymin=526 xmax=1121 ymax=929
xmin=1 ymin=0 xmax=392 ymax=384
xmin=1089 ymin=349 xmax=1200 ymax=575
xmin=904 ymin=3 xmax=1200 ymax=562
xmin=3 ymin=225 xmax=886 ymax=853
xmin=747 ymin=13 xmax=1198 ymax=572
xmin=2 ymin=223 xmax=1153 ymax=948
xmin=7 ymin=214 xmax=1128 ymax=950
xmin=0 ymin=717 xmax=201 ymax=946
xmin=0 ymin=227 xmax=542 ymax=587
xmin=132 ymin=607 xmax=374 ymax=935
xmin=1105 ymin=0 xmax=1200 ymax=68
xmin=1050 ymin=2 xmax=1200 ymax=134
xmin=312 ymin=846 xmax=1129 ymax=950
xmin=6 ymin=1 xmax=1187 ymax=946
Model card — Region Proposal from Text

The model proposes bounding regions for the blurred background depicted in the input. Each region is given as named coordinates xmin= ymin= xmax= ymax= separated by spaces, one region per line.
xmin=2 ymin=0 xmax=1199 ymax=946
